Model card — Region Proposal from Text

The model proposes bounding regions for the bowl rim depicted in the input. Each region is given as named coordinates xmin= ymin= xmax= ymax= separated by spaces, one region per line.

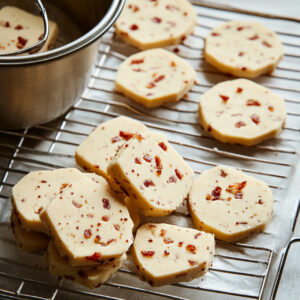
xmin=0 ymin=0 xmax=125 ymax=66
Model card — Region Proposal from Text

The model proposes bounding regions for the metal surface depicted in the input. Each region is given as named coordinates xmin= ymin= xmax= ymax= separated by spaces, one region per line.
xmin=0 ymin=0 xmax=125 ymax=128
xmin=0 ymin=1 xmax=299 ymax=299
xmin=0 ymin=0 xmax=49 ymax=56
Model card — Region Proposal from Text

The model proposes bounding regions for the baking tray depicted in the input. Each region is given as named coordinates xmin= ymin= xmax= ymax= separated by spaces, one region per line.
xmin=0 ymin=1 xmax=299 ymax=299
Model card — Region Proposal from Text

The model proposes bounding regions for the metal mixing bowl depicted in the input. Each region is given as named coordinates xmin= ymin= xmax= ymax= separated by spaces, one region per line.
xmin=0 ymin=0 xmax=124 ymax=128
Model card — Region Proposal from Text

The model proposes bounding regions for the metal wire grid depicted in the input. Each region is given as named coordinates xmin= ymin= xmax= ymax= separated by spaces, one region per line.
xmin=0 ymin=1 xmax=299 ymax=300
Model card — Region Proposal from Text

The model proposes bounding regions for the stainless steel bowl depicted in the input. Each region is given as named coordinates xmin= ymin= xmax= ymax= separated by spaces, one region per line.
xmin=0 ymin=0 xmax=124 ymax=129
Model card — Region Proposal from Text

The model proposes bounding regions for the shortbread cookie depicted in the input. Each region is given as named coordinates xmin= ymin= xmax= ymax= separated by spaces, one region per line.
xmin=11 ymin=209 xmax=49 ymax=253
xmin=75 ymin=117 xmax=148 ymax=184
xmin=188 ymin=166 xmax=274 ymax=242
xmin=40 ymin=177 xmax=133 ymax=266
xmin=11 ymin=168 xmax=85 ymax=234
xmin=198 ymin=79 xmax=286 ymax=146
xmin=115 ymin=48 xmax=196 ymax=108
xmin=47 ymin=241 xmax=124 ymax=289
xmin=0 ymin=6 xmax=59 ymax=54
xmin=132 ymin=223 xmax=214 ymax=286
xmin=107 ymin=131 xmax=194 ymax=217
xmin=204 ymin=21 xmax=283 ymax=78
xmin=115 ymin=0 xmax=197 ymax=50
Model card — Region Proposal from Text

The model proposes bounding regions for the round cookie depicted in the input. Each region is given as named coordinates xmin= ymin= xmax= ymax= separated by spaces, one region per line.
xmin=204 ymin=21 xmax=284 ymax=78
xmin=198 ymin=79 xmax=286 ymax=146
xmin=115 ymin=0 xmax=197 ymax=50
xmin=40 ymin=176 xmax=134 ymax=266
xmin=132 ymin=223 xmax=214 ymax=286
xmin=11 ymin=168 xmax=85 ymax=234
xmin=115 ymin=48 xmax=196 ymax=108
xmin=188 ymin=166 xmax=274 ymax=242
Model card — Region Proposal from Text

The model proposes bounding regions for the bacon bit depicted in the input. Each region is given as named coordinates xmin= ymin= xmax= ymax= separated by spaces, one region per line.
xmin=194 ymin=233 xmax=201 ymax=239
xmin=143 ymin=154 xmax=152 ymax=162
xmin=170 ymin=61 xmax=176 ymax=67
xmin=141 ymin=251 xmax=155 ymax=257
xmin=86 ymin=252 xmax=102 ymax=261
xmin=167 ymin=176 xmax=177 ymax=183
xmin=178 ymin=241 xmax=183 ymax=247
xmin=220 ymin=169 xmax=228 ymax=177
xmin=206 ymin=194 xmax=212 ymax=200
xmin=151 ymin=17 xmax=162 ymax=23
xmin=58 ymin=184 xmax=68 ymax=191
xmin=181 ymin=35 xmax=186 ymax=42
xmin=129 ymin=4 xmax=139 ymax=12
xmin=40 ymin=180 xmax=47 ymax=183
xmin=268 ymin=106 xmax=274 ymax=112
xmin=248 ymin=34 xmax=259 ymax=40
xmin=4 ymin=21 xmax=10 ymax=27
xmin=114 ymin=224 xmax=120 ymax=231
xmin=160 ymin=229 xmax=166 ymax=236
xmin=236 ymin=221 xmax=248 ymax=225
xmin=235 ymin=121 xmax=246 ymax=128
xmin=148 ymin=239 xmax=153 ymax=242
xmin=175 ymin=169 xmax=183 ymax=180
xmin=212 ymin=186 xmax=222 ymax=200
xmin=247 ymin=99 xmax=261 ymax=106
xmin=155 ymin=156 xmax=162 ymax=176
xmin=72 ymin=200 xmax=82 ymax=208
xmin=236 ymin=87 xmax=243 ymax=93
xmin=219 ymin=94 xmax=229 ymax=103
xmin=154 ymin=75 xmax=165 ymax=83
xmin=102 ymin=216 xmax=109 ymax=222
xmin=144 ymin=180 xmax=155 ymax=187
xmin=120 ymin=131 xmax=134 ymax=140
xmin=164 ymin=250 xmax=170 ymax=256
xmin=135 ymin=134 xmax=144 ymax=141
xmin=16 ymin=36 xmax=27 ymax=49
xmin=173 ymin=47 xmax=179 ymax=53
xmin=237 ymin=26 xmax=244 ymax=31
xmin=135 ymin=157 xmax=142 ymax=164
xmin=158 ymin=142 xmax=167 ymax=151
xmin=238 ymin=52 xmax=244 ymax=56
xmin=251 ymin=114 xmax=260 ymax=125
xmin=211 ymin=32 xmax=220 ymax=36
xmin=131 ymin=58 xmax=144 ymax=65
xmin=262 ymin=40 xmax=272 ymax=47
xmin=147 ymin=82 xmax=156 ymax=89
xmin=258 ymin=199 xmax=263 ymax=204
xmin=186 ymin=244 xmax=196 ymax=254
xmin=188 ymin=260 xmax=197 ymax=266
xmin=84 ymin=229 xmax=92 ymax=239
xmin=226 ymin=181 xmax=247 ymax=199
xmin=35 ymin=207 xmax=43 ymax=214
xmin=107 ymin=238 xmax=116 ymax=245
xmin=207 ymin=125 xmax=212 ymax=132
xmin=130 ymin=24 xmax=139 ymax=30
xmin=164 ymin=238 xmax=174 ymax=244
xmin=102 ymin=198 xmax=110 ymax=209
xmin=112 ymin=136 xmax=121 ymax=143
xmin=15 ymin=25 xmax=23 ymax=30
xmin=241 ymin=67 xmax=247 ymax=71
xmin=183 ymin=11 xmax=188 ymax=16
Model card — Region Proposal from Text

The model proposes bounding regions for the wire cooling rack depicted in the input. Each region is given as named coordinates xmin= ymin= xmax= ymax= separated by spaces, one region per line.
xmin=0 ymin=1 xmax=299 ymax=299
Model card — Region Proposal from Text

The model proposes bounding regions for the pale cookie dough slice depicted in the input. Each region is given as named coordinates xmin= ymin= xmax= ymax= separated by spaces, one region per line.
xmin=46 ymin=241 xmax=124 ymax=289
xmin=11 ymin=209 xmax=49 ymax=253
xmin=132 ymin=223 xmax=214 ymax=286
xmin=75 ymin=116 xmax=148 ymax=185
xmin=0 ymin=6 xmax=59 ymax=54
xmin=188 ymin=166 xmax=274 ymax=242
xmin=115 ymin=0 xmax=197 ymax=50
xmin=198 ymin=79 xmax=286 ymax=146
xmin=115 ymin=48 xmax=196 ymax=108
xmin=11 ymin=168 xmax=85 ymax=234
xmin=107 ymin=131 xmax=194 ymax=217
xmin=40 ymin=176 xmax=134 ymax=266
xmin=204 ymin=20 xmax=283 ymax=78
